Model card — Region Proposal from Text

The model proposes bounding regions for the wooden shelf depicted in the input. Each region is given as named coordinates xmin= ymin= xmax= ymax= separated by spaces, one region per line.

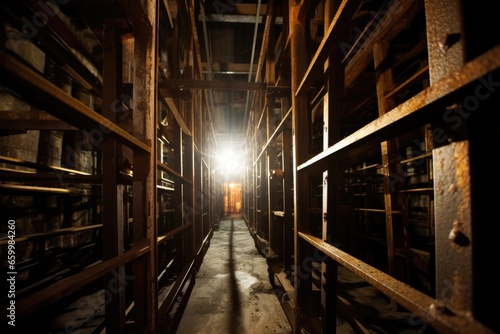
xmin=400 ymin=187 xmax=433 ymax=193
xmin=0 ymin=155 xmax=91 ymax=176
xmin=354 ymin=208 xmax=402 ymax=214
xmin=0 ymin=224 xmax=102 ymax=246
xmin=0 ymin=183 xmax=71 ymax=194
xmin=0 ymin=51 xmax=150 ymax=154
xmin=400 ymin=151 xmax=432 ymax=164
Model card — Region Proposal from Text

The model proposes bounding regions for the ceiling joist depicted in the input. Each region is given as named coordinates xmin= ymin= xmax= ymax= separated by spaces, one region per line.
xmin=161 ymin=79 xmax=266 ymax=91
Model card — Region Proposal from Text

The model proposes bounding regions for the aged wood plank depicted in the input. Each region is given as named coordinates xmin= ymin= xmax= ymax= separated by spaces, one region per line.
xmin=0 ymin=51 xmax=150 ymax=153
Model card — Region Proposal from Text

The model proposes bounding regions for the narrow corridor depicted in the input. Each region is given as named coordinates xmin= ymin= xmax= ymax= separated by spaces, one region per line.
xmin=176 ymin=216 xmax=292 ymax=334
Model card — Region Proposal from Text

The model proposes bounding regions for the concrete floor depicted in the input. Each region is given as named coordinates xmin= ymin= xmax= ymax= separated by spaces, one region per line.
xmin=176 ymin=215 xmax=292 ymax=334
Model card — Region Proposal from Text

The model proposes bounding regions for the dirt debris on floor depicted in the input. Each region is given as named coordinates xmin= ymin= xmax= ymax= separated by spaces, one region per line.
xmin=176 ymin=216 xmax=292 ymax=334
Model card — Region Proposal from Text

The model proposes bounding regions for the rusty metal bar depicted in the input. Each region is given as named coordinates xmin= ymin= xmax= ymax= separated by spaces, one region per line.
xmin=425 ymin=0 xmax=471 ymax=317
xmin=297 ymin=45 xmax=500 ymax=171
xmin=299 ymin=232 xmax=495 ymax=334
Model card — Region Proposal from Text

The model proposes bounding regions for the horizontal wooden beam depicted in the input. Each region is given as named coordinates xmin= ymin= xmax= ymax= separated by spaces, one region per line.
xmin=0 ymin=169 xmax=102 ymax=183
xmin=0 ymin=224 xmax=103 ymax=246
xmin=254 ymin=107 xmax=292 ymax=166
xmin=199 ymin=13 xmax=282 ymax=25
xmin=157 ymin=160 xmax=193 ymax=185
xmin=201 ymin=62 xmax=255 ymax=74
xmin=12 ymin=239 xmax=150 ymax=319
xmin=0 ymin=183 xmax=71 ymax=194
xmin=203 ymin=3 xmax=268 ymax=15
xmin=158 ymin=91 xmax=192 ymax=136
xmin=157 ymin=222 xmax=193 ymax=246
xmin=160 ymin=79 xmax=266 ymax=91
xmin=0 ymin=155 xmax=91 ymax=175
xmin=0 ymin=51 xmax=150 ymax=154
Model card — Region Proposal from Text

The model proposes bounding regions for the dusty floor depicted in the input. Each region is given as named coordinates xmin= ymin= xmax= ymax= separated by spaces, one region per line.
xmin=175 ymin=215 xmax=292 ymax=334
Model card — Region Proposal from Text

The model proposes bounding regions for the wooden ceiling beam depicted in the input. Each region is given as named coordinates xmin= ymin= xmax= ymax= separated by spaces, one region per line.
xmin=160 ymin=79 xmax=266 ymax=91
xmin=201 ymin=62 xmax=256 ymax=74
xmin=203 ymin=3 xmax=268 ymax=15
xmin=199 ymin=13 xmax=282 ymax=25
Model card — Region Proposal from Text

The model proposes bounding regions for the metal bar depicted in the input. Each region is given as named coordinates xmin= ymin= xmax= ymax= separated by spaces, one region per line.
xmin=299 ymin=232 xmax=494 ymax=333
xmin=297 ymin=45 xmax=500 ymax=171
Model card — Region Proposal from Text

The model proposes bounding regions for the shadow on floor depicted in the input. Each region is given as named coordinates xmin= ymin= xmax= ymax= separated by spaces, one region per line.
xmin=175 ymin=214 xmax=292 ymax=334
xmin=228 ymin=217 xmax=242 ymax=333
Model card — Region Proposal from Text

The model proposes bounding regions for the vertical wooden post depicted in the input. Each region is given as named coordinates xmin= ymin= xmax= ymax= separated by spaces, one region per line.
xmin=102 ymin=19 xmax=125 ymax=334
xmin=282 ymin=125 xmax=294 ymax=273
xmin=321 ymin=1 xmax=343 ymax=332
xmin=132 ymin=1 xmax=157 ymax=332
xmin=184 ymin=36 xmax=195 ymax=262
xmin=289 ymin=1 xmax=311 ymax=332
xmin=373 ymin=41 xmax=398 ymax=280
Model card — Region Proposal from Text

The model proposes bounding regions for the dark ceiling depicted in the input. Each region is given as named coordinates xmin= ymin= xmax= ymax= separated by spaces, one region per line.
xmin=192 ymin=0 xmax=281 ymax=148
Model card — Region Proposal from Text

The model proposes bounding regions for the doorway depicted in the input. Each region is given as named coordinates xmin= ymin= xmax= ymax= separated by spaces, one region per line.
xmin=224 ymin=182 xmax=242 ymax=215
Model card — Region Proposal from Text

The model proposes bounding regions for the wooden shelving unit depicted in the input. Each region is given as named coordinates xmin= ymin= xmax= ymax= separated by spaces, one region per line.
xmin=243 ymin=0 xmax=500 ymax=333
xmin=0 ymin=1 xmax=219 ymax=333
xmin=0 ymin=1 xmax=157 ymax=332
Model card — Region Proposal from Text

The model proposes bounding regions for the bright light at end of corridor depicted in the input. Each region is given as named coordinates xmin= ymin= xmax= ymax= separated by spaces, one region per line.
xmin=217 ymin=148 xmax=243 ymax=175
